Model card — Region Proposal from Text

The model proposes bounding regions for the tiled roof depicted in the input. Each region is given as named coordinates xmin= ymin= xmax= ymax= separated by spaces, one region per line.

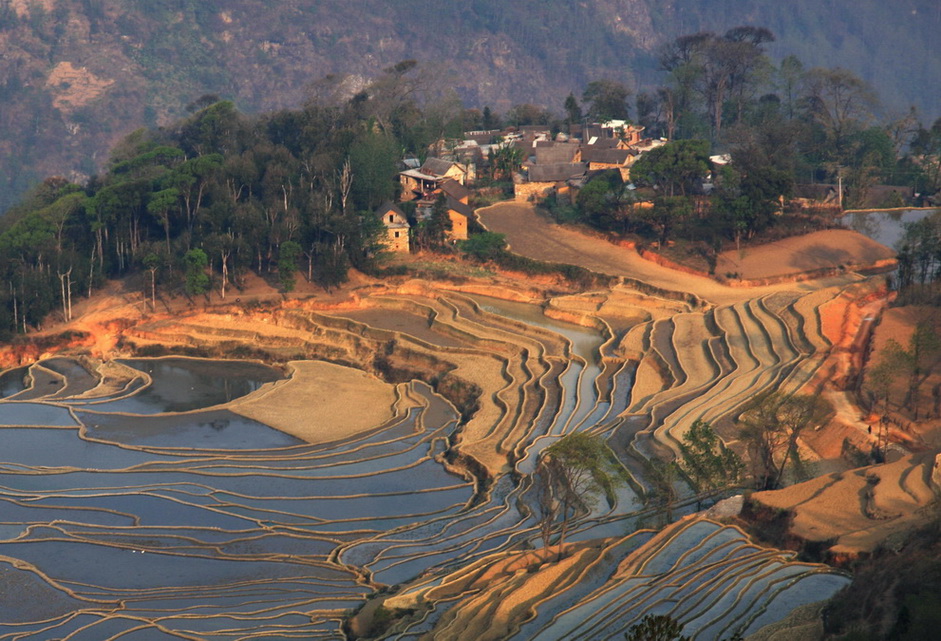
xmin=528 ymin=162 xmax=587 ymax=182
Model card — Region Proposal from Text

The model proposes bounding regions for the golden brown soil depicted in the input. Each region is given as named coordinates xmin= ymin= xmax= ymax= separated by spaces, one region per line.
xmin=716 ymin=229 xmax=895 ymax=281
xmin=750 ymin=452 xmax=939 ymax=557
xmin=230 ymin=360 xmax=408 ymax=444
xmin=46 ymin=62 xmax=114 ymax=113
xmin=477 ymin=202 xmax=880 ymax=305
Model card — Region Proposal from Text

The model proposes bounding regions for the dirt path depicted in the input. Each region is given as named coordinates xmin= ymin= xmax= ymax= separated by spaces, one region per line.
xmin=477 ymin=202 xmax=877 ymax=305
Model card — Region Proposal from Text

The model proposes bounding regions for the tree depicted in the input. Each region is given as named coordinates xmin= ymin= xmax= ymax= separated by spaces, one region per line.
xmin=910 ymin=117 xmax=941 ymax=195
xmin=646 ymin=457 xmax=679 ymax=526
xmin=178 ymin=100 xmax=241 ymax=156
xmin=147 ymin=187 xmax=181 ymax=255
xmin=348 ymin=130 xmax=399 ymax=212
xmin=776 ymin=55 xmax=805 ymax=120
xmin=717 ymin=26 xmax=775 ymax=130
xmin=425 ymin=194 xmax=453 ymax=249
xmin=142 ymin=252 xmax=162 ymax=311
xmin=506 ymin=103 xmax=551 ymax=127
xmin=879 ymin=321 xmax=941 ymax=420
xmin=629 ymin=140 xmax=711 ymax=197
xmin=489 ymin=144 xmax=525 ymax=181
xmin=894 ymin=214 xmax=941 ymax=294
xmin=482 ymin=105 xmax=500 ymax=130
xmin=458 ymin=231 xmax=506 ymax=261
xmin=534 ymin=433 xmax=624 ymax=560
xmin=638 ymin=196 xmax=692 ymax=249
xmin=740 ymin=391 xmax=833 ymax=490
xmin=278 ymin=239 xmax=302 ymax=292
xmin=577 ymin=172 xmax=621 ymax=228
xmin=801 ymin=67 xmax=879 ymax=163
xmin=563 ymin=92 xmax=582 ymax=129
xmin=625 ymin=614 xmax=690 ymax=641
xmin=582 ymin=80 xmax=631 ymax=122
xmin=657 ymin=28 xmax=774 ymax=139
xmin=635 ymin=92 xmax=663 ymax=139
xmin=677 ymin=419 xmax=744 ymax=503
xmin=711 ymin=169 xmax=751 ymax=252
xmin=168 ymin=154 xmax=224 ymax=237
xmin=712 ymin=148 xmax=792 ymax=248
xmin=183 ymin=248 xmax=209 ymax=297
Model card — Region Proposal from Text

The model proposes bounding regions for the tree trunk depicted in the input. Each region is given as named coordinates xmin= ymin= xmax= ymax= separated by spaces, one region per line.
xmin=66 ymin=267 xmax=72 ymax=321
xmin=88 ymin=243 xmax=96 ymax=299
xmin=150 ymin=268 xmax=157 ymax=312
xmin=10 ymin=284 xmax=18 ymax=334
xmin=220 ymin=250 xmax=230 ymax=300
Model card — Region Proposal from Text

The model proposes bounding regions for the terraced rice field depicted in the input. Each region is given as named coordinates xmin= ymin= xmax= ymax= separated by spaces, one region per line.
xmin=0 ymin=279 xmax=859 ymax=639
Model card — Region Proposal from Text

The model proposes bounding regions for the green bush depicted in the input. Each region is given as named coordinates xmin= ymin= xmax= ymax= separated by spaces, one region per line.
xmin=458 ymin=232 xmax=506 ymax=260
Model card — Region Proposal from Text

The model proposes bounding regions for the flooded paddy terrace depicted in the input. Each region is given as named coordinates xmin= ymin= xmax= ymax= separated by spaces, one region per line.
xmin=0 ymin=287 xmax=853 ymax=639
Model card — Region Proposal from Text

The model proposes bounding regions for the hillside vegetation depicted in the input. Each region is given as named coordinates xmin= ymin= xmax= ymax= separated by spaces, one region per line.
xmin=1 ymin=0 xmax=940 ymax=211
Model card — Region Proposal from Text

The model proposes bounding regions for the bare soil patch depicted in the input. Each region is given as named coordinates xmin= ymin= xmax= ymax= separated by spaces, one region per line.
xmin=46 ymin=62 xmax=114 ymax=112
xmin=477 ymin=202 xmax=875 ymax=305
xmin=716 ymin=229 xmax=895 ymax=281
xmin=231 ymin=360 xmax=406 ymax=444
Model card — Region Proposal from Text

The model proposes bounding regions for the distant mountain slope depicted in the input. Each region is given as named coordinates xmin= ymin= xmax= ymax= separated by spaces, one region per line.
xmin=1 ymin=0 xmax=939 ymax=212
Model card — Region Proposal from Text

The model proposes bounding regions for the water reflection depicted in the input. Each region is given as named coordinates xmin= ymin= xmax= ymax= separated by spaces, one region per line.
xmin=82 ymin=358 xmax=284 ymax=414
xmin=0 ymin=291 xmax=850 ymax=640
xmin=0 ymin=357 xmax=473 ymax=638
xmin=843 ymin=208 xmax=940 ymax=248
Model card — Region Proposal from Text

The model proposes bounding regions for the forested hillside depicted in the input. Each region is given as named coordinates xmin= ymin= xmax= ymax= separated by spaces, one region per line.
xmin=1 ymin=0 xmax=939 ymax=212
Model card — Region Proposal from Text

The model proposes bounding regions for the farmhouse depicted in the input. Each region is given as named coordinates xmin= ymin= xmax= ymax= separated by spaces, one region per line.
xmin=399 ymin=158 xmax=469 ymax=200
xmin=416 ymin=193 xmax=472 ymax=241
xmin=376 ymin=202 xmax=411 ymax=253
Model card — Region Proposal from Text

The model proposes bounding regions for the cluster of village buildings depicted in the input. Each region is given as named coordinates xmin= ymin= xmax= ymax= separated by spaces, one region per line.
xmin=379 ymin=120 xmax=667 ymax=252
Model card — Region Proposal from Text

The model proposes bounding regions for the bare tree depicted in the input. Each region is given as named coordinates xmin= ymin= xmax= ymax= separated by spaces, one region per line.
xmin=802 ymin=67 xmax=880 ymax=159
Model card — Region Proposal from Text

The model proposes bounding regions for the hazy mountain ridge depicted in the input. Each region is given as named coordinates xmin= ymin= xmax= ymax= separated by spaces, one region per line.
xmin=1 ymin=0 xmax=939 ymax=212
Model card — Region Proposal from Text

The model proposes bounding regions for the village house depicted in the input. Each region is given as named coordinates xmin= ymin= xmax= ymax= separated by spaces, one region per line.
xmin=438 ymin=178 xmax=471 ymax=205
xmin=416 ymin=193 xmax=472 ymax=241
xmin=580 ymin=146 xmax=637 ymax=182
xmin=533 ymin=140 xmax=580 ymax=166
xmin=505 ymin=118 xmax=670 ymax=204
xmin=399 ymin=158 xmax=469 ymax=201
xmin=601 ymin=120 xmax=645 ymax=145
xmin=376 ymin=202 xmax=411 ymax=253
xmin=515 ymin=162 xmax=588 ymax=202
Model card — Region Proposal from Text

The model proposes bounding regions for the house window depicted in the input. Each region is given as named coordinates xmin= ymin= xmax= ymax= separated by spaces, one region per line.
xmin=389 ymin=214 xmax=394 ymax=223
xmin=394 ymin=231 xmax=400 ymax=238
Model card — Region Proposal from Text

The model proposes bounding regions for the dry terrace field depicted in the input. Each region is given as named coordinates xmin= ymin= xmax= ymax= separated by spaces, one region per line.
xmin=477 ymin=202 xmax=894 ymax=304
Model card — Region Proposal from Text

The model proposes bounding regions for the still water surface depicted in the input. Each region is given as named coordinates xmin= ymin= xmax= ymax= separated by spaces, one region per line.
xmin=843 ymin=208 xmax=940 ymax=248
